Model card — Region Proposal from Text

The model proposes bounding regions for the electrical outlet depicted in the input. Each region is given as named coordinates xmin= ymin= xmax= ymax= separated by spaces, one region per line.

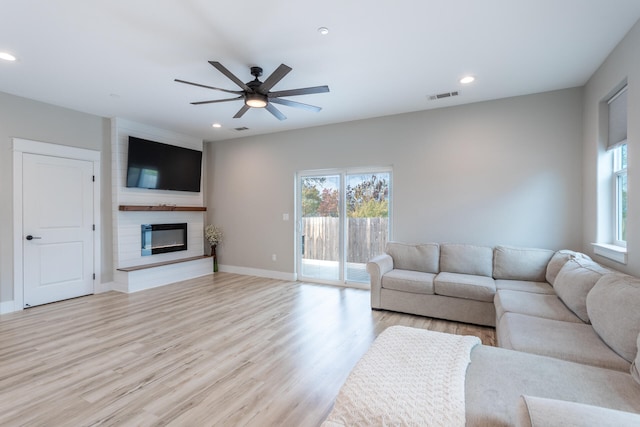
xmin=272 ymin=254 xmax=277 ymax=262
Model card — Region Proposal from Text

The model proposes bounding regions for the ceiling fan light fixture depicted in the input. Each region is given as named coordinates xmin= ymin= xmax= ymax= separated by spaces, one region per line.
xmin=176 ymin=61 xmax=328 ymax=120
xmin=245 ymin=93 xmax=268 ymax=108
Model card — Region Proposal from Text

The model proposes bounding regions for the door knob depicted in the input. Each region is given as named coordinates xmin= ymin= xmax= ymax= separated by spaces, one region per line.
xmin=26 ymin=235 xmax=42 ymax=240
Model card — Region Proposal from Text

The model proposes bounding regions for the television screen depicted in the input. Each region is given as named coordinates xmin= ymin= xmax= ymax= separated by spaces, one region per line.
xmin=126 ymin=136 xmax=202 ymax=192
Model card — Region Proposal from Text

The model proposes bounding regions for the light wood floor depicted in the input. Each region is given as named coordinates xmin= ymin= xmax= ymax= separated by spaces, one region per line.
xmin=0 ymin=273 xmax=495 ymax=426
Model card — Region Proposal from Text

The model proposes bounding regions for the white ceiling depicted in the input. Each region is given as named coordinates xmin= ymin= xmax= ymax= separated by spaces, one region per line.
xmin=1 ymin=1 xmax=639 ymax=142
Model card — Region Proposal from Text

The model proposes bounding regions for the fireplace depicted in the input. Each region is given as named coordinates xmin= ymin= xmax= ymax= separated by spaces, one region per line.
xmin=141 ymin=223 xmax=187 ymax=256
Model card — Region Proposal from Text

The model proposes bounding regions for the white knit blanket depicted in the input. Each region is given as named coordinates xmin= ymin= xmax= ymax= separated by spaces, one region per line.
xmin=322 ymin=326 xmax=481 ymax=427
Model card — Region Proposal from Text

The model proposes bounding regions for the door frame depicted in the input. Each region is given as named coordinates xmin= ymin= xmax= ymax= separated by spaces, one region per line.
xmin=295 ymin=166 xmax=393 ymax=288
xmin=13 ymin=138 xmax=101 ymax=311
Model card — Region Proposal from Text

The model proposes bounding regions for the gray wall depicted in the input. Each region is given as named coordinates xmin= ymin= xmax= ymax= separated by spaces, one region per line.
xmin=583 ymin=19 xmax=640 ymax=276
xmin=0 ymin=91 xmax=112 ymax=304
xmin=207 ymin=88 xmax=584 ymax=275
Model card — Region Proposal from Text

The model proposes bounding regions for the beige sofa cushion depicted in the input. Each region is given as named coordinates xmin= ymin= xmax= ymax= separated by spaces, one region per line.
xmin=381 ymin=270 xmax=435 ymax=294
xmin=495 ymin=290 xmax=582 ymax=323
xmin=517 ymin=395 xmax=640 ymax=427
xmin=495 ymin=279 xmax=554 ymax=294
xmin=434 ymin=272 xmax=496 ymax=302
xmin=493 ymin=245 xmax=554 ymax=282
xmin=498 ymin=312 xmax=630 ymax=371
xmin=587 ymin=274 xmax=640 ymax=363
xmin=545 ymin=249 xmax=591 ymax=285
xmin=439 ymin=244 xmax=493 ymax=277
xmin=553 ymin=258 xmax=610 ymax=323
xmin=385 ymin=242 xmax=439 ymax=273
xmin=467 ymin=345 xmax=640 ymax=426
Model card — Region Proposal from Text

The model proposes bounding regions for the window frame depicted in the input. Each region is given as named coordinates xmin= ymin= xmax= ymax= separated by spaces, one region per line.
xmin=592 ymin=84 xmax=628 ymax=264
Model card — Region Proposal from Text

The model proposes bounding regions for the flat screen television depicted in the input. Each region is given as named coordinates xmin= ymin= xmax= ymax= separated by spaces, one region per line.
xmin=126 ymin=136 xmax=203 ymax=192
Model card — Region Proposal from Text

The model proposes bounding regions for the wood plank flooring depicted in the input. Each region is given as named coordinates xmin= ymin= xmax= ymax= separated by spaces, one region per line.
xmin=0 ymin=273 xmax=495 ymax=426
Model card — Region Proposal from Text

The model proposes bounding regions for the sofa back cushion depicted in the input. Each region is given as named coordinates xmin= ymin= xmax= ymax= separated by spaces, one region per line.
xmin=385 ymin=242 xmax=439 ymax=273
xmin=587 ymin=273 xmax=640 ymax=363
xmin=440 ymin=244 xmax=493 ymax=277
xmin=493 ymin=245 xmax=554 ymax=282
xmin=546 ymin=250 xmax=591 ymax=285
xmin=554 ymin=258 xmax=610 ymax=323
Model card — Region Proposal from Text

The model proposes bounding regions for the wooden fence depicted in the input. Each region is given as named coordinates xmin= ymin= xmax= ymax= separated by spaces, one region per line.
xmin=302 ymin=217 xmax=388 ymax=263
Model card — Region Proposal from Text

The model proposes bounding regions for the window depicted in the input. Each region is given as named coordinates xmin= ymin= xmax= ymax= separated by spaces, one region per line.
xmin=594 ymin=85 xmax=628 ymax=263
xmin=613 ymin=143 xmax=627 ymax=246
xmin=608 ymin=85 xmax=628 ymax=247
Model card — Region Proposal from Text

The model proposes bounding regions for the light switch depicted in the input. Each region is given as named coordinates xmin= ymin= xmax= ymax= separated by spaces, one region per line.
xmin=282 ymin=213 xmax=289 ymax=221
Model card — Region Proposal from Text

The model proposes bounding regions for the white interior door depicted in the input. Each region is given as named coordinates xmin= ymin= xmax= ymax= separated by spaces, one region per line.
xmin=22 ymin=153 xmax=95 ymax=307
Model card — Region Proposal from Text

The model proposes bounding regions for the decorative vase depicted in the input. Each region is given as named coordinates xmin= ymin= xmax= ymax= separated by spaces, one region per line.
xmin=211 ymin=245 xmax=218 ymax=272
xmin=211 ymin=245 xmax=218 ymax=273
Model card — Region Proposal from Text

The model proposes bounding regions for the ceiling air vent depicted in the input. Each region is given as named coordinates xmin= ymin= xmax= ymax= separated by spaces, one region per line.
xmin=234 ymin=127 xmax=249 ymax=131
xmin=428 ymin=90 xmax=460 ymax=101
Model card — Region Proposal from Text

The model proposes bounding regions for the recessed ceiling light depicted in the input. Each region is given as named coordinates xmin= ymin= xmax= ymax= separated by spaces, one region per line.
xmin=212 ymin=123 xmax=222 ymax=128
xmin=460 ymin=76 xmax=475 ymax=84
xmin=318 ymin=27 xmax=329 ymax=35
xmin=0 ymin=52 xmax=17 ymax=61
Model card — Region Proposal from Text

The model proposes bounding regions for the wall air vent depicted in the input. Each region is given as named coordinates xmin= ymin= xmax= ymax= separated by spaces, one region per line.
xmin=428 ymin=91 xmax=460 ymax=101
xmin=234 ymin=127 xmax=249 ymax=131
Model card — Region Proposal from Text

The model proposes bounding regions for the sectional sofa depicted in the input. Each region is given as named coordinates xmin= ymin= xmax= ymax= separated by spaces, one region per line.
xmin=363 ymin=242 xmax=640 ymax=425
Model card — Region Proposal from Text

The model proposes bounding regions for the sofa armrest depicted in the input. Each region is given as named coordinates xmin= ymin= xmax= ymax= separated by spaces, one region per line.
xmin=367 ymin=254 xmax=394 ymax=309
xmin=517 ymin=395 xmax=640 ymax=427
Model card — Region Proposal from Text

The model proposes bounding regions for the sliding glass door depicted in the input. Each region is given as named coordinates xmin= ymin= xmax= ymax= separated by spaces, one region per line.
xmin=345 ymin=172 xmax=390 ymax=282
xmin=299 ymin=174 xmax=341 ymax=281
xmin=297 ymin=168 xmax=391 ymax=285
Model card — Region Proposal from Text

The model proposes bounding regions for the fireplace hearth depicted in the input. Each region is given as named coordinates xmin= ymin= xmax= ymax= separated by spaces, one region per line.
xmin=141 ymin=223 xmax=187 ymax=256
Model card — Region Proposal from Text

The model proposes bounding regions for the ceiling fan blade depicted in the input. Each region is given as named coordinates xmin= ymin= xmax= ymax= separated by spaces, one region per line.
xmin=269 ymin=97 xmax=322 ymax=112
xmin=233 ymin=104 xmax=251 ymax=119
xmin=265 ymin=103 xmax=287 ymax=121
xmin=259 ymin=64 xmax=292 ymax=93
xmin=174 ymin=79 xmax=243 ymax=95
xmin=209 ymin=61 xmax=252 ymax=92
xmin=191 ymin=96 xmax=243 ymax=105
xmin=268 ymin=85 xmax=330 ymax=98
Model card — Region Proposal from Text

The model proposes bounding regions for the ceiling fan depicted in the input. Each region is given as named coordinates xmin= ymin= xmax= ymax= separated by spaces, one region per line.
xmin=175 ymin=61 xmax=330 ymax=121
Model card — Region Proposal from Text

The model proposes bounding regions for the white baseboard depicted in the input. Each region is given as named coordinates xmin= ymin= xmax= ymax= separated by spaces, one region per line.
xmin=219 ymin=265 xmax=297 ymax=281
xmin=1 ymin=300 xmax=17 ymax=314
xmin=95 ymin=281 xmax=114 ymax=294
